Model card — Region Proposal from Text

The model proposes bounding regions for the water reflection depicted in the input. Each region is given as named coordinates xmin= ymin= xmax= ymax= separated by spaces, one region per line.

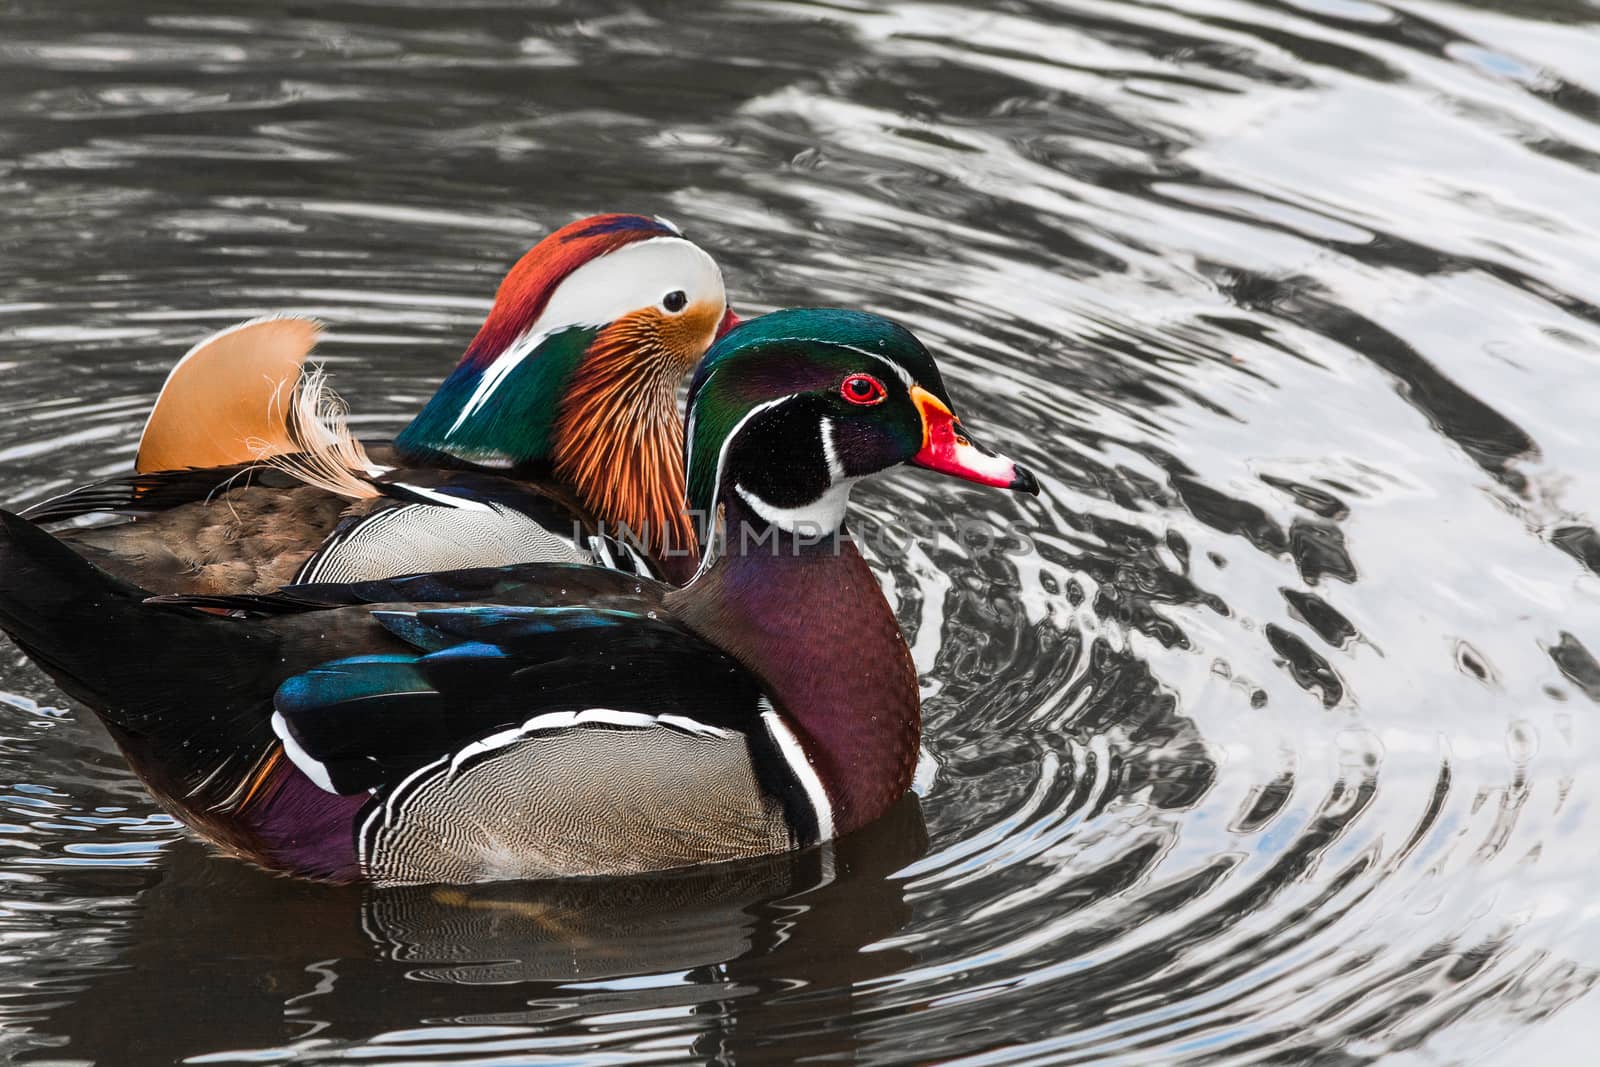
xmin=15 ymin=800 xmax=927 ymax=1064
xmin=1 ymin=0 xmax=1599 ymax=1062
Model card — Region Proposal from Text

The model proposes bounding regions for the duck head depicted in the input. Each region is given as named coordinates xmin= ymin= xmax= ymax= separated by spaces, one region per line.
xmin=395 ymin=213 xmax=734 ymax=571
xmin=684 ymin=307 xmax=1037 ymax=558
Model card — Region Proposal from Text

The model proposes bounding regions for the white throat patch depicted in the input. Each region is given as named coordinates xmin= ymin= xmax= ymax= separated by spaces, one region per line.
xmin=732 ymin=416 xmax=858 ymax=535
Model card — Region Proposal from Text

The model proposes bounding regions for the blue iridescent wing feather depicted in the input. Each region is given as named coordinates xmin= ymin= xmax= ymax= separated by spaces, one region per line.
xmin=272 ymin=604 xmax=764 ymax=794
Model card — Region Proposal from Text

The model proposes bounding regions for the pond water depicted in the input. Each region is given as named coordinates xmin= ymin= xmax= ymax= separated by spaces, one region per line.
xmin=2 ymin=1 xmax=1599 ymax=1063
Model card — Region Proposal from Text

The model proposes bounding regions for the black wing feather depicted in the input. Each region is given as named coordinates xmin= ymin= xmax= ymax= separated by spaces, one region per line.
xmin=275 ymin=612 xmax=762 ymax=794
xmin=17 ymin=465 xmax=297 ymax=523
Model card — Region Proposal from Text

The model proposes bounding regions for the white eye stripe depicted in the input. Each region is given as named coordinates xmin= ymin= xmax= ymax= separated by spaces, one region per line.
xmin=447 ymin=237 xmax=724 ymax=436
xmin=720 ymin=336 xmax=915 ymax=388
xmin=831 ymin=343 xmax=915 ymax=388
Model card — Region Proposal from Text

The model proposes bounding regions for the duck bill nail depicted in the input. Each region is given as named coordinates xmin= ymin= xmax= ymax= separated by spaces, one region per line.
xmin=716 ymin=309 xmax=741 ymax=337
xmin=910 ymin=386 xmax=1039 ymax=494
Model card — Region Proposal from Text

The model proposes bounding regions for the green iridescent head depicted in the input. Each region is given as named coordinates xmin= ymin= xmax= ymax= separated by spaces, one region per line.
xmin=683 ymin=308 xmax=1038 ymax=539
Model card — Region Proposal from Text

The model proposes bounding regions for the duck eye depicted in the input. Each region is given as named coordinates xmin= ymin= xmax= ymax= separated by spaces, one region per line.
xmin=840 ymin=373 xmax=887 ymax=406
xmin=662 ymin=290 xmax=688 ymax=313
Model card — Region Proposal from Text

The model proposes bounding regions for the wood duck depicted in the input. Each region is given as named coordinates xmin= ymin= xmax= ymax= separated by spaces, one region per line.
xmin=0 ymin=308 xmax=1037 ymax=885
xmin=24 ymin=213 xmax=734 ymax=589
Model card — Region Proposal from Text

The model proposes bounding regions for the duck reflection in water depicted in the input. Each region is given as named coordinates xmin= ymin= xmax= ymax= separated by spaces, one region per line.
xmin=23 ymin=797 xmax=928 ymax=1065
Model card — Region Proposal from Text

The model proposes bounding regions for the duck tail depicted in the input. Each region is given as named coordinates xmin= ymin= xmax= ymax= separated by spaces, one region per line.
xmin=0 ymin=508 xmax=298 ymax=835
xmin=0 ymin=510 xmax=275 ymax=756
xmin=136 ymin=315 xmax=323 ymax=474
xmin=254 ymin=365 xmax=383 ymax=501
xmin=0 ymin=509 xmax=158 ymax=704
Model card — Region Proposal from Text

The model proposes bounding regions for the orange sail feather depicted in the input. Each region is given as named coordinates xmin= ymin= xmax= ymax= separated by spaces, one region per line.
xmin=136 ymin=316 xmax=322 ymax=474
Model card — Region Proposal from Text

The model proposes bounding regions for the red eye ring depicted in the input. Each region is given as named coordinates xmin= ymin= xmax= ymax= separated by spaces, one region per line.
xmin=840 ymin=373 xmax=887 ymax=406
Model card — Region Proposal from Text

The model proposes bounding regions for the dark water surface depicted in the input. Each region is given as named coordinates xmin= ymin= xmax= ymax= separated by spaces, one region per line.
xmin=2 ymin=1 xmax=1599 ymax=1063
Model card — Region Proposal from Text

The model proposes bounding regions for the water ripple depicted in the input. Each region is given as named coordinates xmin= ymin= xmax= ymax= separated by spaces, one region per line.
xmin=0 ymin=0 xmax=1597 ymax=1064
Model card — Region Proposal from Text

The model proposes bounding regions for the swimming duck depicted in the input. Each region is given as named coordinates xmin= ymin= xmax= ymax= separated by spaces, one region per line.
xmin=25 ymin=213 xmax=732 ymax=589
xmin=0 ymin=308 xmax=1036 ymax=885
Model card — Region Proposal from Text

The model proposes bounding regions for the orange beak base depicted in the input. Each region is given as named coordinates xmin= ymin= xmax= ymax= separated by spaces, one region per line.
xmin=910 ymin=386 xmax=1038 ymax=494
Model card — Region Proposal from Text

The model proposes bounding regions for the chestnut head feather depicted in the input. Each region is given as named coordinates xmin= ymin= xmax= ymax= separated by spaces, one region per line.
xmin=394 ymin=214 xmax=731 ymax=574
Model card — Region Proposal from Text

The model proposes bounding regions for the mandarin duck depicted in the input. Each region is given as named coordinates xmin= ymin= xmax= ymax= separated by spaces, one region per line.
xmin=0 ymin=309 xmax=1036 ymax=885
xmin=25 ymin=213 xmax=733 ymax=588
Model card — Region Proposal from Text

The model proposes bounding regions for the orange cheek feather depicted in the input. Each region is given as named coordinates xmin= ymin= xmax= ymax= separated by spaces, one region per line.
xmin=652 ymin=299 xmax=727 ymax=369
xmin=549 ymin=308 xmax=704 ymax=571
